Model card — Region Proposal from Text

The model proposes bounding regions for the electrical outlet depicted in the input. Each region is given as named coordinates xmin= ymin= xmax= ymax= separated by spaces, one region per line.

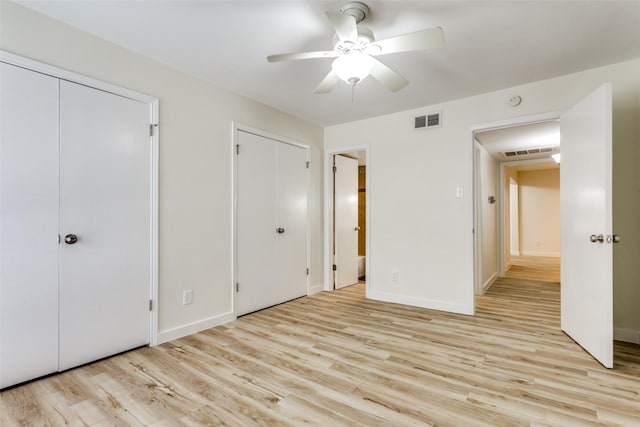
xmin=456 ymin=187 xmax=464 ymax=198
xmin=183 ymin=289 xmax=193 ymax=305
xmin=535 ymin=241 xmax=541 ymax=247
xmin=392 ymin=271 xmax=399 ymax=282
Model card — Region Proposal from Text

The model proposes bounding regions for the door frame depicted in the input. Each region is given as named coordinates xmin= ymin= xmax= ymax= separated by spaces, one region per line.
xmin=0 ymin=50 xmax=160 ymax=345
xmin=470 ymin=112 xmax=561 ymax=305
xmin=231 ymin=123 xmax=310 ymax=316
xmin=324 ymin=145 xmax=370 ymax=294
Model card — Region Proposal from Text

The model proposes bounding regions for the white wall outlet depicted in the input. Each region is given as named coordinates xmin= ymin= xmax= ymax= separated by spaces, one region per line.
xmin=183 ymin=289 xmax=193 ymax=305
xmin=535 ymin=241 xmax=541 ymax=247
xmin=456 ymin=186 xmax=464 ymax=198
xmin=392 ymin=271 xmax=399 ymax=282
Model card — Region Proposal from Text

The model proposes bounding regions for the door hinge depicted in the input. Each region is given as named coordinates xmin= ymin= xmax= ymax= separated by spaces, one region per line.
xmin=236 ymin=283 xmax=239 ymax=292
xmin=149 ymin=124 xmax=158 ymax=137
xmin=149 ymin=300 xmax=153 ymax=311
xmin=236 ymin=144 xmax=240 ymax=155
xmin=306 ymin=268 xmax=309 ymax=275
xmin=306 ymin=161 xmax=310 ymax=169
xmin=333 ymin=264 xmax=337 ymax=271
xmin=333 ymin=166 xmax=337 ymax=173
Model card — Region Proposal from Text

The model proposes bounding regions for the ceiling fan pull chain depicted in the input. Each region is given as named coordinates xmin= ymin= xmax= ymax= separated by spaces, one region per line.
xmin=351 ymin=83 xmax=355 ymax=103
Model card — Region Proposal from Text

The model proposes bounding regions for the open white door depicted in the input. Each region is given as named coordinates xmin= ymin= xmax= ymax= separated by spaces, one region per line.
xmin=560 ymin=83 xmax=613 ymax=368
xmin=334 ymin=155 xmax=359 ymax=289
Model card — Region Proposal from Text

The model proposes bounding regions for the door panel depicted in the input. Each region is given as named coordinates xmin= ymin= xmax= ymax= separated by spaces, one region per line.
xmin=334 ymin=155 xmax=359 ymax=288
xmin=560 ymin=83 xmax=613 ymax=368
xmin=0 ymin=63 xmax=60 ymax=387
xmin=236 ymin=131 xmax=278 ymax=316
xmin=59 ymin=81 xmax=150 ymax=370
xmin=276 ymin=142 xmax=308 ymax=302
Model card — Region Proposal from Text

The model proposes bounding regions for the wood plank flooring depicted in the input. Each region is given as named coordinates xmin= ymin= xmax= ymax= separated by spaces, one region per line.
xmin=2 ymin=280 xmax=639 ymax=426
xmin=506 ymin=255 xmax=560 ymax=282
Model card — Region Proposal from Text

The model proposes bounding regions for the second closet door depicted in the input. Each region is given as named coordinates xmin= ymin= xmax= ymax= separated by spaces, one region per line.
xmin=58 ymin=81 xmax=151 ymax=370
xmin=236 ymin=130 xmax=307 ymax=316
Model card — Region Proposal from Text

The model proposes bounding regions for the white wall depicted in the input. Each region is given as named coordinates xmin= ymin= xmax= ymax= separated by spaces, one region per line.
xmin=478 ymin=143 xmax=498 ymax=291
xmin=325 ymin=57 xmax=640 ymax=338
xmin=518 ymin=169 xmax=560 ymax=257
xmin=509 ymin=178 xmax=520 ymax=257
xmin=0 ymin=1 xmax=324 ymax=342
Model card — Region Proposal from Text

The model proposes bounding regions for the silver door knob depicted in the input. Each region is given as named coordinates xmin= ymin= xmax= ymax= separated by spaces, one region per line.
xmin=589 ymin=234 xmax=604 ymax=243
xmin=276 ymin=227 xmax=285 ymax=234
xmin=64 ymin=234 xmax=78 ymax=244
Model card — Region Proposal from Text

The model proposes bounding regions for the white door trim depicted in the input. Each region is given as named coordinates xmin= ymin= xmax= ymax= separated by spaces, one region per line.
xmin=231 ymin=122 xmax=310 ymax=317
xmin=1 ymin=50 xmax=160 ymax=346
xmin=469 ymin=112 xmax=562 ymax=310
xmin=324 ymin=145 xmax=370 ymax=294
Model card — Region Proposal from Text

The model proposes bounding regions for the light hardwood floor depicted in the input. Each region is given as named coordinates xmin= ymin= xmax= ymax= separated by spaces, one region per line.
xmin=2 ymin=280 xmax=639 ymax=426
xmin=506 ymin=255 xmax=560 ymax=282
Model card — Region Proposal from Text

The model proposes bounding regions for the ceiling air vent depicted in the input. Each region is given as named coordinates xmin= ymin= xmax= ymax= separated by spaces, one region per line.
xmin=414 ymin=112 xmax=442 ymax=129
xmin=503 ymin=146 xmax=557 ymax=158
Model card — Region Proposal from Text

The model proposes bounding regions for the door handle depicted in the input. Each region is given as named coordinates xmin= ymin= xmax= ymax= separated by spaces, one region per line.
xmin=64 ymin=233 xmax=78 ymax=244
xmin=354 ymin=226 xmax=360 ymax=231
xmin=612 ymin=234 xmax=621 ymax=243
xmin=589 ymin=234 xmax=604 ymax=243
xmin=276 ymin=227 xmax=285 ymax=234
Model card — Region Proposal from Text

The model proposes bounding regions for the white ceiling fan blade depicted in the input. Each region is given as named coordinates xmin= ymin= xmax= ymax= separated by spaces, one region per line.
xmin=326 ymin=11 xmax=358 ymax=42
xmin=267 ymin=51 xmax=337 ymax=63
xmin=369 ymin=59 xmax=409 ymax=92
xmin=370 ymin=27 xmax=445 ymax=55
xmin=314 ymin=70 xmax=340 ymax=94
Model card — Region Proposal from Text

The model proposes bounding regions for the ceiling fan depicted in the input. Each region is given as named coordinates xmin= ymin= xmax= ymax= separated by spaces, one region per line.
xmin=267 ymin=2 xmax=445 ymax=94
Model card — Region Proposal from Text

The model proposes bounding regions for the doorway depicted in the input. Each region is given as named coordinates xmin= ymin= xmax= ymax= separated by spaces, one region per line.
xmin=325 ymin=147 xmax=369 ymax=293
xmin=473 ymin=118 xmax=561 ymax=296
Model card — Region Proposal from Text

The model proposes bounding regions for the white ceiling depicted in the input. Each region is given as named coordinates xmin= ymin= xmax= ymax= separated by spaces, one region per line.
xmin=17 ymin=1 xmax=640 ymax=126
xmin=475 ymin=120 xmax=560 ymax=162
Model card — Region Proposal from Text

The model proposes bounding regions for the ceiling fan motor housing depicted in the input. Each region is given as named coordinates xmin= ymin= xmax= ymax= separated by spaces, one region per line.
xmin=339 ymin=2 xmax=369 ymax=24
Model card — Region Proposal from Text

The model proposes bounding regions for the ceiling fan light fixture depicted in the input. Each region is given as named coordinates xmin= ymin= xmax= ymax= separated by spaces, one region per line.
xmin=332 ymin=52 xmax=375 ymax=85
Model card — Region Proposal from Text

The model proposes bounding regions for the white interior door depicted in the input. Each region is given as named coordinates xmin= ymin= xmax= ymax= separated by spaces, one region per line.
xmin=236 ymin=130 xmax=308 ymax=316
xmin=560 ymin=83 xmax=613 ymax=368
xmin=58 ymin=81 xmax=151 ymax=370
xmin=334 ymin=155 xmax=359 ymax=289
xmin=276 ymin=142 xmax=308 ymax=302
xmin=0 ymin=63 xmax=60 ymax=388
xmin=236 ymin=131 xmax=279 ymax=316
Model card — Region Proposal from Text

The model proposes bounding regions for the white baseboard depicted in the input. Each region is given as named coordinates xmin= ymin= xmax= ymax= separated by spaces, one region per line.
xmin=481 ymin=272 xmax=498 ymax=294
xmin=614 ymin=327 xmax=640 ymax=345
xmin=157 ymin=311 xmax=236 ymax=344
xmin=520 ymin=251 xmax=560 ymax=257
xmin=510 ymin=250 xmax=520 ymax=256
xmin=368 ymin=290 xmax=473 ymax=315
xmin=308 ymin=284 xmax=323 ymax=295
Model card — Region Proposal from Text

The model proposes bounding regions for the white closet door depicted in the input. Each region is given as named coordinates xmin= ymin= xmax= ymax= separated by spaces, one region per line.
xmin=236 ymin=130 xmax=278 ymax=316
xmin=276 ymin=142 xmax=308 ymax=302
xmin=58 ymin=81 xmax=150 ymax=370
xmin=236 ymin=130 xmax=308 ymax=316
xmin=334 ymin=155 xmax=359 ymax=288
xmin=0 ymin=63 xmax=60 ymax=388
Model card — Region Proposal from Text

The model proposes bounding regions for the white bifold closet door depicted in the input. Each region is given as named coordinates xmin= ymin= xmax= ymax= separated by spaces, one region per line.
xmin=58 ymin=81 xmax=151 ymax=371
xmin=0 ymin=63 xmax=151 ymax=388
xmin=0 ymin=63 xmax=60 ymax=388
xmin=236 ymin=130 xmax=308 ymax=316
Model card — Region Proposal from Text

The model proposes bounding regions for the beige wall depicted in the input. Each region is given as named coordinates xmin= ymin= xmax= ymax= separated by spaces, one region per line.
xmin=478 ymin=143 xmax=498 ymax=290
xmin=0 ymin=1 xmax=324 ymax=341
xmin=518 ymin=169 xmax=560 ymax=256
xmin=325 ymin=58 xmax=640 ymax=338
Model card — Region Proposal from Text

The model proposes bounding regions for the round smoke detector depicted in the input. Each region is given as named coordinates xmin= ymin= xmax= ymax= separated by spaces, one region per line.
xmin=339 ymin=2 xmax=370 ymax=24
